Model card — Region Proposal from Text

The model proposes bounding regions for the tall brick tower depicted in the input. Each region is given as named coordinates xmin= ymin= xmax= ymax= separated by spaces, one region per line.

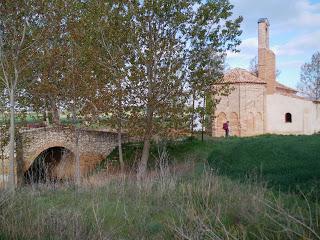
xmin=258 ymin=18 xmax=276 ymax=94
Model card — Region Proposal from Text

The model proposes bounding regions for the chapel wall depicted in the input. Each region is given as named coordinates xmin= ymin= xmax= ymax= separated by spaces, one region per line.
xmin=239 ymin=84 xmax=265 ymax=136
xmin=212 ymin=84 xmax=266 ymax=137
xmin=315 ymin=104 xmax=320 ymax=132
xmin=212 ymin=85 xmax=241 ymax=137
xmin=266 ymin=94 xmax=320 ymax=135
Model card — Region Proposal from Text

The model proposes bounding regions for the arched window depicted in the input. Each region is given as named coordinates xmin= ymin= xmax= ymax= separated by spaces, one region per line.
xmin=285 ymin=113 xmax=292 ymax=123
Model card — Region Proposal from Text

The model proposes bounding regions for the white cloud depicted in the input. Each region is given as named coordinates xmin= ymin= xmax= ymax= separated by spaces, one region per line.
xmin=226 ymin=0 xmax=320 ymax=86
xmin=241 ymin=37 xmax=258 ymax=49
xmin=227 ymin=37 xmax=257 ymax=61
xmin=273 ymin=31 xmax=320 ymax=56
xmin=230 ymin=0 xmax=320 ymax=34
xmin=229 ymin=31 xmax=320 ymax=60
xmin=288 ymin=0 xmax=320 ymax=28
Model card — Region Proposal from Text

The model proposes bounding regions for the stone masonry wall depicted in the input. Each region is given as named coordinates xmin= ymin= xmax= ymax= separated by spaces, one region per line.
xmin=212 ymin=83 xmax=265 ymax=137
xmin=0 ymin=127 xmax=125 ymax=186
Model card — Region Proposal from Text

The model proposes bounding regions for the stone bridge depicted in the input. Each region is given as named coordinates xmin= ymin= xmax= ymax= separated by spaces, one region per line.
xmin=0 ymin=127 xmax=127 ymax=185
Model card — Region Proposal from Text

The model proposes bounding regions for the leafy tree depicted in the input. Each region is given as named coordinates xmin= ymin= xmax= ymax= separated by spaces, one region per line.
xmin=188 ymin=1 xmax=242 ymax=139
xmin=26 ymin=1 xmax=72 ymax=125
xmin=125 ymin=0 xmax=242 ymax=179
xmin=0 ymin=1 xmax=41 ymax=189
xmin=0 ymin=0 xmax=243 ymax=185
xmin=59 ymin=0 xmax=93 ymax=186
xmin=126 ymin=1 xmax=189 ymax=179
xmin=83 ymin=0 xmax=134 ymax=172
xmin=0 ymin=87 xmax=9 ymax=185
xmin=298 ymin=52 xmax=320 ymax=101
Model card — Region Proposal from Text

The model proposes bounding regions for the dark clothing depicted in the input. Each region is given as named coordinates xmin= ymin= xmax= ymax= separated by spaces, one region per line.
xmin=223 ymin=122 xmax=229 ymax=137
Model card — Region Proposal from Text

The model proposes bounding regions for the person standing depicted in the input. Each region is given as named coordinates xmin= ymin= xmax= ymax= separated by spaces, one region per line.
xmin=223 ymin=121 xmax=229 ymax=137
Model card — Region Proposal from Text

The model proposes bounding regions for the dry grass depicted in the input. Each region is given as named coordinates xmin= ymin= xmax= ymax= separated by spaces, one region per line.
xmin=0 ymin=148 xmax=319 ymax=239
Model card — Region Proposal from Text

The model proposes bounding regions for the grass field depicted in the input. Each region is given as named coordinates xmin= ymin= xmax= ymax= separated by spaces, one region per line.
xmin=0 ymin=134 xmax=320 ymax=239
xmin=206 ymin=135 xmax=320 ymax=197
xmin=101 ymin=134 xmax=320 ymax=197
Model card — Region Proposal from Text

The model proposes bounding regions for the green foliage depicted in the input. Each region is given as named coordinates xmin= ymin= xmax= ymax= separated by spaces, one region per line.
xmin=97 ymin=143 xmax=143 ymax=171
xmin=97 ymin=136 xmax=213 ymax=172
xmin=207 ymin=134 xmax=320 ymax=197
xmin=1 ymin=0 xmax=244 ymax=180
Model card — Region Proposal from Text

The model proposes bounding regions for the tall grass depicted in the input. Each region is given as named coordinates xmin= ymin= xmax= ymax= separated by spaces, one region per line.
xmin=0 ymin=157 xmax=319 ymax=239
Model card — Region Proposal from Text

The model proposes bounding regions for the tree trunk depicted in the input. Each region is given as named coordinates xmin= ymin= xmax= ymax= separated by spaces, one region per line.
xmin=42 ymin=110 xmax=47 ymax=122
xmin=15 ymin=132 xmax=24 ymax=185
xmin=72 ymin=109 xmax=81 ymax=186
xmin=137 ymin=33 xmax=154 ymax=180
xmin=137 ymin=109 xmax=153 ymax=180
xmin=137 ymin=135 xmax=151 ymax=181
xmin=74 ymin=130 xmax=81 ymax=186
xmin=191 ymin=90 xmax=195 ymax=136
xmin=201 ymin=95 xmax=206 ymax=142
xmin=117 ymin=85 xmax=124 ymax=172
xmin=43 ymin=109 xmax=50 ymax=126
xmin=1 ymin=149 xmax=5 ymax=187
xmin=137 ymin=61 xmax=153 ymax=180
xmin=51 ymin=99 xmax=60 ymax=125
xmin=8 ymin=90 xmax=15 ymax=190
xmin=117 ymin=120 xmax=124 ymax=172
xmin=201 ymin=119 xmax=204 ymax=141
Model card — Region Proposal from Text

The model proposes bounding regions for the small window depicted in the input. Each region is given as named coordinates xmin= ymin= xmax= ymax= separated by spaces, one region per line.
xmin=285 ymin=113 xmax=292 ymax=123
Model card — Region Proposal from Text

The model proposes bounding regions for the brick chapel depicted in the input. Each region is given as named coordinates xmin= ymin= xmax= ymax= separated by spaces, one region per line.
xmin=212 ymin=18 xmax=320 ymax=137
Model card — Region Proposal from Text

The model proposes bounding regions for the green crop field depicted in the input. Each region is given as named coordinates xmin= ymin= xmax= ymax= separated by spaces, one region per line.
xmin=206 ymin=135 xmax=320 ymax=197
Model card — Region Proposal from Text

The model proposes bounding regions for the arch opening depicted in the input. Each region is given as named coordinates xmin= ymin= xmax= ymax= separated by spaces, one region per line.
xmin=229 ymin=112 xmax=240 ymax=136
xmin=247 ymin=112 xmax=255 ymax=136
xmin=24 ymin=147 xmax=75 ymax=184
xmin=215 ymin=112 xmax=227 ymax=137
xmin=285 ymin=113 xmax=292 ymax=123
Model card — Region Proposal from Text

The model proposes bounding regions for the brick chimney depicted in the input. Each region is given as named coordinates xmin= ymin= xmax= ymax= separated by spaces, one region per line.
xmin=258 ymin=18 xmax=276 ymax=94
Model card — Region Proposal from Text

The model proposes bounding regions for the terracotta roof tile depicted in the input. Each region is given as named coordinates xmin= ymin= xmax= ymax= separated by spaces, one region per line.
xmin=275 ymin=82 xmax=298 ymax=93
xmin=222 ymin=68 xmax=266 ymax=84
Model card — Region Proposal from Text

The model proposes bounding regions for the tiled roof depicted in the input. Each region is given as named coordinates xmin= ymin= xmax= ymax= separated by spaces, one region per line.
xmin=288 ymin=94 xmax=310 ymax=100
xmin=276 ymin=82 xmax=298 ymax=93
xmin=222 ymin=68 xmax=266 ymax=84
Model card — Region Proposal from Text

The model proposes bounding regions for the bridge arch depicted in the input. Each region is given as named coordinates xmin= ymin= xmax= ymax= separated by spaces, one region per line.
xmin=24 ymin=141 xmax=76 ymax=172
xmin=8 ymin=127 xmax=125 ymax=185
xmin=24 ymin=145 xmax=76 ymax=183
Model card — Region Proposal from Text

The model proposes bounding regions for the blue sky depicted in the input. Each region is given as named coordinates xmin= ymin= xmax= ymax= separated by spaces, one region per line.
xmin=227 ymin=0 xmax=320 ymax=88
